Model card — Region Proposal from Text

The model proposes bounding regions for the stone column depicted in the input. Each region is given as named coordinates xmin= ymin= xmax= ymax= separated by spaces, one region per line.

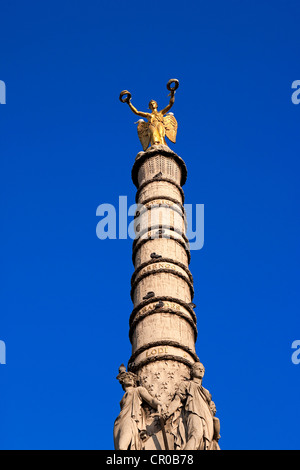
xmin=128 ymin=144 xmax=199 ymax=450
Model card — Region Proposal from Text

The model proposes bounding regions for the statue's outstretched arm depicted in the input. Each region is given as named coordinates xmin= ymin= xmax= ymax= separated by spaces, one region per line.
xmin=119 ymin=90 xmax=149 ymax=118
xmin=160 ymin=90 xmax=175 ymax=115
xmin=128 ymin=101 xmax=149 ymax=119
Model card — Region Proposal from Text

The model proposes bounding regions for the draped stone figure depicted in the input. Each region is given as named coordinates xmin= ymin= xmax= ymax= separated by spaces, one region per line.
xmin=114 ymin=365 xmax=163 ymax=450
xmin=119 ymin=79 xmax=179 ymax=150
xmin=165 ymin=362 xmax=221 ymax=450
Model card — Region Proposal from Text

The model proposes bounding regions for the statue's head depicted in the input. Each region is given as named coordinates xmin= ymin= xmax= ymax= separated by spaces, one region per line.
xmin=116 ymin=365 xmax=138 ymax=390
xmin=191 ymin=362 xmax=205 ymax=379
xmin=148 ymin=100 xmax=158 ymax=111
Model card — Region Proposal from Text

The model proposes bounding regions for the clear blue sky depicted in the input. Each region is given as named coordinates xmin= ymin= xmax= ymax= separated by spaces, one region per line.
xmin=0 ymin=0 xmax=299 ymax=450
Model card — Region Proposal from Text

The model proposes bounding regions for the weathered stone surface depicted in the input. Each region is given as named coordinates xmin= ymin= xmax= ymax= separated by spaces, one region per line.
xmin=132 ymin=145 xmax=187 ymax=188
xmin=134 ymin=238 xmax=189 ymax=268
xmin=137 ymin=180 xmax=184 ymax=206
xmin=114 ymin=146 xmax=220 ymax=450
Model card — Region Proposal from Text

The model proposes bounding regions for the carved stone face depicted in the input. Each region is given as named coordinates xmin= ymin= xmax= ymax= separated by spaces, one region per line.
xmin=191 ymin=362 xmax=205 ymax=380
xmin=118 ymin=372 xmax=137 ymax=390
xmin=123 ymin=375 xmax=135 ymax=387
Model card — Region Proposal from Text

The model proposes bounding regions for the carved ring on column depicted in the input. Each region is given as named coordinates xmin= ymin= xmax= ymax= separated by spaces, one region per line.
xmin=132 ymin=224 xmax=189 ymax=250
xmin=131 ymin=257 xmax=193 ymax=286
xmin=129 ymin=296 xmax=197 ymax=326
xmin=135 ymin=177 xmax=185 ymax=204
xmin=132 ymin=234 xmax=191 ymax=265
xmin=135 ymin=195 xmax=186 ymax=218
xmin=128 ymin=339 xmax=199 ymax=365
xmin=130 ymin=268 xmax=195 ymax=302
xmin=129 ymin=306 xmax=198 ymax=343
xmin=128 ymin=354 xmax=198 ymax=373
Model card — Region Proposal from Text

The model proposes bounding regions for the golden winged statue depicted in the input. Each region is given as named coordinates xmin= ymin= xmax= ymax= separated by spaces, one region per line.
xmin=119 ymin=79 xmax=179 ymax=151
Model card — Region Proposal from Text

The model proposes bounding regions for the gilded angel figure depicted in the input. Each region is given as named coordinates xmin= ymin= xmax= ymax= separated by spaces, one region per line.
xmin=120 ymin=79 xmax=179 ymax=150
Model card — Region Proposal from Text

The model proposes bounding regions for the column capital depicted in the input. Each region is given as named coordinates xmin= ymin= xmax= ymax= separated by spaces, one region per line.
xmin=131 ymin=144 xmax=188 ymax=188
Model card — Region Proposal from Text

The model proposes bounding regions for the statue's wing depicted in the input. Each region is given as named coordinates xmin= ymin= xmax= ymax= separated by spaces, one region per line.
xmin=163 ymin=113 xmax=178 ymax=143
xmin=137 ymin=120 xmax=150 ymax=151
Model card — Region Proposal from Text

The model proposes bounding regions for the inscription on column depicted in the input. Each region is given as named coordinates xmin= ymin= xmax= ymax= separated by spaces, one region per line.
xmin=137 ymin=262 xmax=189 ymax=280
xmin=146 ymin=346 xmax=168 ymax=357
